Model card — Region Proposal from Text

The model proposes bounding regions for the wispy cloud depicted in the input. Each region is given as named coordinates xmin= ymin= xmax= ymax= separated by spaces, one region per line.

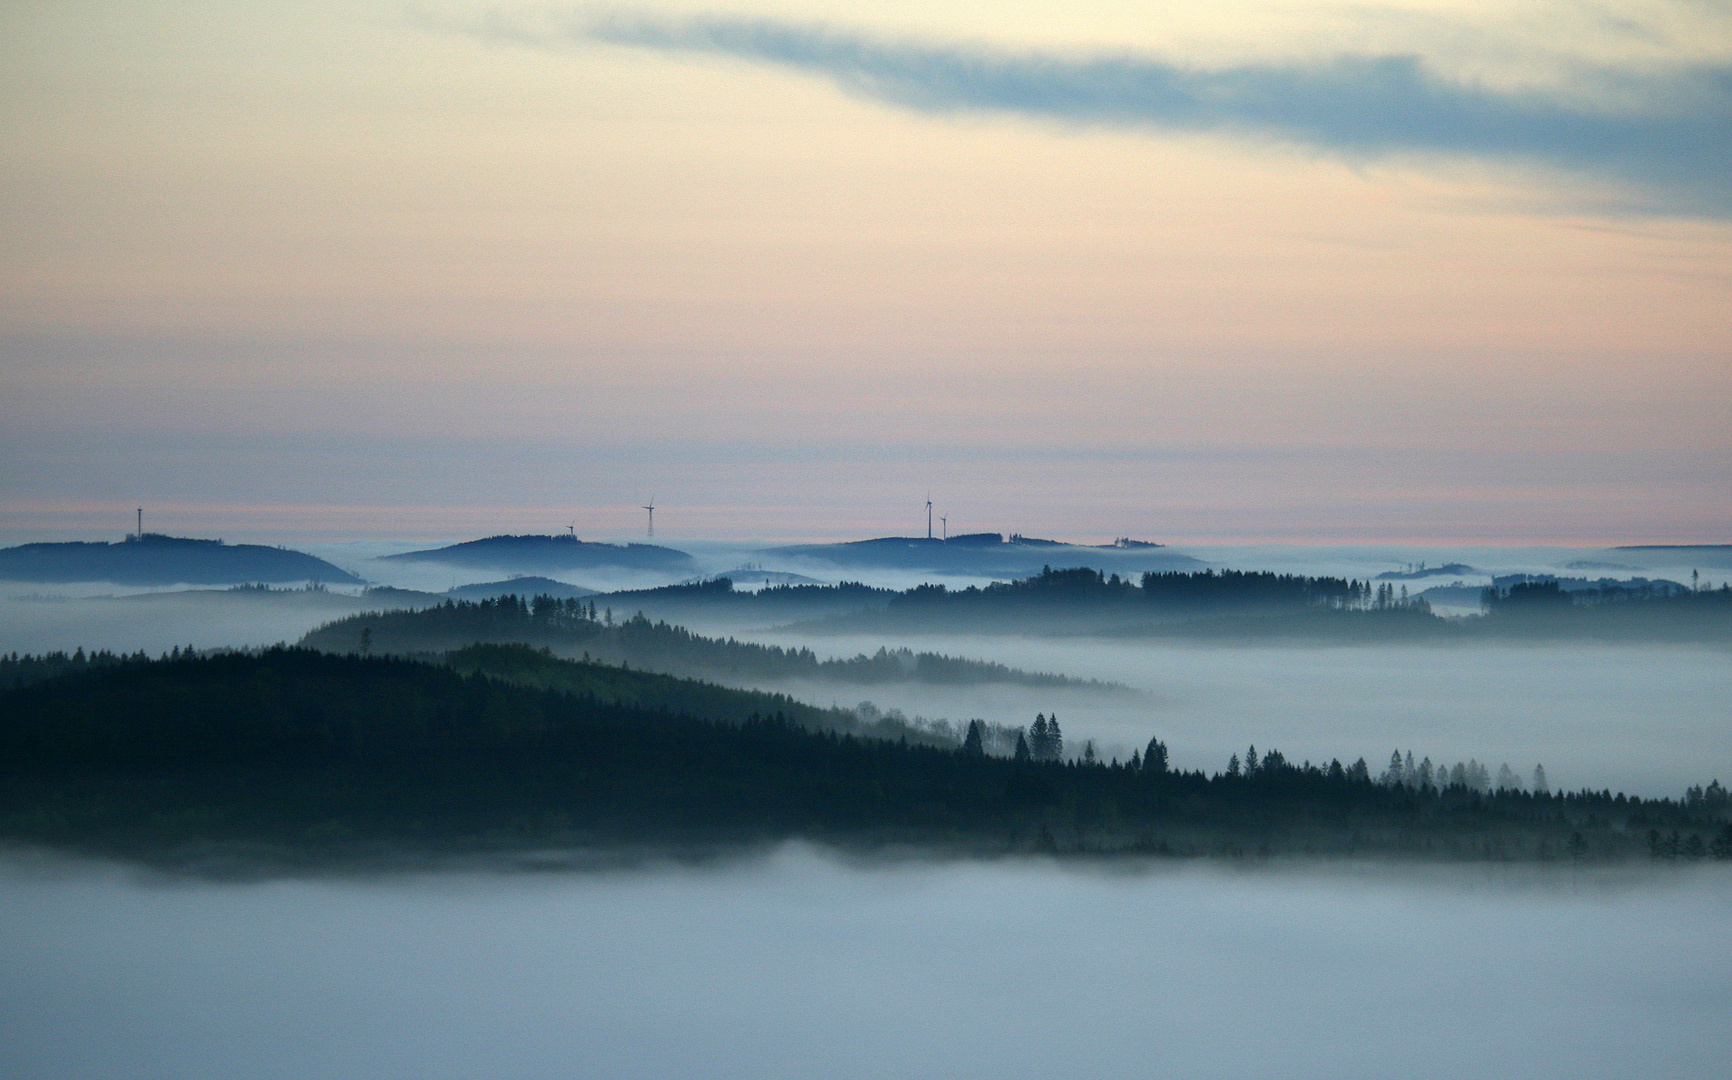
xmin=478 ymin=10 xmax=1732 ymax=216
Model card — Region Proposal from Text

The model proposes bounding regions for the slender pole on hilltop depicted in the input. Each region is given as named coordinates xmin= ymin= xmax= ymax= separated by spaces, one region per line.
xmin=135 ymin=507 xmax=142 ymax=539
xmin=941 ymin=515 xmax=947 ymax=541
xmin=926 ymin=495 xmax=933 ymax=540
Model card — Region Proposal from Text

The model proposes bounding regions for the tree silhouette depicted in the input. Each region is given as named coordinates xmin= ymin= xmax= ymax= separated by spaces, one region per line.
xmin=1143 ymin=737 xmax=1168 ymax=775
xmin=962 ymin=719 xmax=985 ymax=757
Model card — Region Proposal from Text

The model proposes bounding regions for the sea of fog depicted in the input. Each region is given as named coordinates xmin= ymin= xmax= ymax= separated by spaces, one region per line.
xmin=3 ymin=847 xmax=1729 ymax=1080
xmin=272 ymin=539 xmax=1732 ymax=599
xmin=1 ymin=583 xmax=1727 ymax=798
xmin=743 ymin=633 xmax=1732 ymax=799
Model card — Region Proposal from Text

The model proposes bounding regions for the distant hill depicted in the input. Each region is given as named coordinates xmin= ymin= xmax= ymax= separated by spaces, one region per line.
xmin=699 ymin=568 xmax=826 ymax=586
xmin=299 ymin=595 xmax=1109 ymax=691
xmin=763 ymin=534 xmax=1199 ymax=576
xmin=786 ymin=566 xmax=1732 ymax=643
xmin=0 ymin=534 xmax=363 ymax=586
xmin=4 ymin=649 xmax=1725 ymax=866
xmin=384 ymin=534 xmax=693 ymax=574
xmin=587 ymin=577 xmax=895 ymax=627
xmin=1375 ymin=563 xmax=1476 ymax=581
xmin=1613 ymin=544 xmax=1732 ymax=569
xmin=447 ymin=576 xmax=597 ymax=600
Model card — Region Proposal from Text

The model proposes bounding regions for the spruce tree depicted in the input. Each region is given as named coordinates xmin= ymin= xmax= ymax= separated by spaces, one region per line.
xmin=1029 ymin=714 xmax=1049 ymax=760
xmin=1143 ymin=737 xmax=1168 ymax=774
xmin=962 ymin=719 xmax=984 ymax=757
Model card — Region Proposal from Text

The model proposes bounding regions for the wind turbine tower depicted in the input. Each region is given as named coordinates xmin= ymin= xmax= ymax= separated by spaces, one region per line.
xmin=926 ymin=495 xmax=933 ymax=540
xmin=134 ymin=507 xmax=142 ymax=540
xmin=940 ymin=515 xmax=947 ymax=541
xmin=643 ymin=499 xmax=656 ymax=539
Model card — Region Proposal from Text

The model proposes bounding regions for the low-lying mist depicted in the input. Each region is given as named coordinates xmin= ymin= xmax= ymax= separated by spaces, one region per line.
xmin=740 ymin=633 xmax=1732 ymax=798
xmin=0 ymin=590 xmax=415 ymax=656
xmin=3 ymin=589 xmax=1725 ymax=799
xmin=3 ymin=846 xmax=1728 ymax=1080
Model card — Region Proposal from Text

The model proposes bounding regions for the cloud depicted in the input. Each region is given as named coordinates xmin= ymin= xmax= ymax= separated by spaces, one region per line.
xmin=483 ymin=10 xmax=1732 ymax=216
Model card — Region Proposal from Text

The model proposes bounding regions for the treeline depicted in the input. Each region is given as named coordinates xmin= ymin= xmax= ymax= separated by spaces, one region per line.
xmin=890 ymin=566 xmax=1385 ymax=611
xmin=1473 ymin=579 xmax=1732 ymax=640
xmin=3 ymin=650 xmax=1727 ymax=867
xmin=439 ymin=644 xmax=956 ymax=745
xmin=297 ymin=595 xmax=1107 ymax=690
xmin=789 ymin=566 xmax=1729 ymax=641
xmin=543 ymin=568 xmax=1729 ymax=642
xmin=808 ymin=565 xmax=1433 ymax=637
xmin=2 ymin=648 xmax=154 ymax=690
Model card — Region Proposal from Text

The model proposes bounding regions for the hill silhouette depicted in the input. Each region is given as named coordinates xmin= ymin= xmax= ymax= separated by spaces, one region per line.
xmin=0 ymin=534 xmax=362 ymax=586
xmin=763 ymin=534 xmax=1199 ymax=576
xmin=298 ymin=594 xmax=1110 ymax=690
xmin=384 ymin=534 xmax=693 ymax=573
xmin=3 ymin=649 xmax=1725 ymax=867
xmin=447 ymin=576 xmax=597 ymax=600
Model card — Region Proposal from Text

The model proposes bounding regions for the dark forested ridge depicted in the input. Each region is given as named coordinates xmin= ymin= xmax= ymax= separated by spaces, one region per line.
xmin=297 ymin=594 xmax=1109 ymax=689
xmin=760 ymin=534 xmax=1201 ymax=576
xmin=447 ymin=576 xmax=597 ymax=600
xmin=383 ymin=534 xmax=693 ymax=573
xmin=2 ymin=650 xmax=1726 ymax=869
xmin=786 ymin=566 xmax=1732 ymax=642
xmin=581 ymin=577 xmax=896 ymax=626
xmin=0 ymin=534 xmax=363 ymax=586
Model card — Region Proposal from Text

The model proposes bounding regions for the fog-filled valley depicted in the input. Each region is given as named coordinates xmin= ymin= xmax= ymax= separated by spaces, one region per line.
xmin=4 ymin=537 xmax=1728 ymax=1078
xmin=731 ymin=634 xmax=1731 ymax=798
xmin=4 ymin=537 xmax=1727 ymax=798
xmin=4 ymin=847 xmax=1730 ymax=1080
xmin=12 ymin=0 xmax=1732 ymax=1068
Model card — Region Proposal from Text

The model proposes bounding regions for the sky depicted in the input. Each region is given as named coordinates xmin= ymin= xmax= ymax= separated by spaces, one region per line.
xmin=1 ymin=0 xmax=1728 ymax=545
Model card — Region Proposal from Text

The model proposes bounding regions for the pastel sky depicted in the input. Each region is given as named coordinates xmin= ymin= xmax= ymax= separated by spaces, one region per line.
xmin=1 ymin=0 xmax=1727 ymax=544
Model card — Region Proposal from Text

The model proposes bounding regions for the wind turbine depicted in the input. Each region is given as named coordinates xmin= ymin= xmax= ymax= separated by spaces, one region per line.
xmin=565 ymin=520 xmax=577 ymax=540
xmin=643 ymin=499 xmax=656 ymax=539
xmin=926 ymin=494 xmax=933 ymax=540
xmin=940 ymin=515 xmax=947 ymax=541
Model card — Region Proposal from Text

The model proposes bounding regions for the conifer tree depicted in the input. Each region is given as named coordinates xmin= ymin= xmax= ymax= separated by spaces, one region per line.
xmin=1143 ymin=737 xmax=1168 ymax=775
xmin=962 ymin=719 xmax=984 ymax=757
xmin=1383 ymin=750 xmax=1405 ymax=786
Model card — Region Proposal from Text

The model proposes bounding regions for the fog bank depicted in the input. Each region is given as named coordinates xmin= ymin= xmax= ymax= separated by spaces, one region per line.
xmin=747 ymin=633 xmax=1732 ymax=798
xmin=2 ymin=848 xmax=1727 ymax=1080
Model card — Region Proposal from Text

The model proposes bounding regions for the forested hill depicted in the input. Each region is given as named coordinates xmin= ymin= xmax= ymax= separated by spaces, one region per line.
xmin=3 ymin=649 xmax=1727 ymax=868
xmin=298 ymin=595 xmax=1108 ymax=690
xmin=0 ymin=534 xmax=363 ymax=586
xmin=793 ymin=566 xmax=1732 ymax=642
xmin=438 ymin=644 xmax=945 ymax=742
xmin=759 ymin=533 xmax=1199 ymax=576
xmin=383 ymin=534 xmax=693 ymax=573
xmin=579 ymin=578 xmax=895 ymax=627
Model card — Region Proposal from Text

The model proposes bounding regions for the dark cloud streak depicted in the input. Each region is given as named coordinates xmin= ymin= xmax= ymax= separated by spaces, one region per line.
xmin=502 ymin=12 xmax=1732 ymax=215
